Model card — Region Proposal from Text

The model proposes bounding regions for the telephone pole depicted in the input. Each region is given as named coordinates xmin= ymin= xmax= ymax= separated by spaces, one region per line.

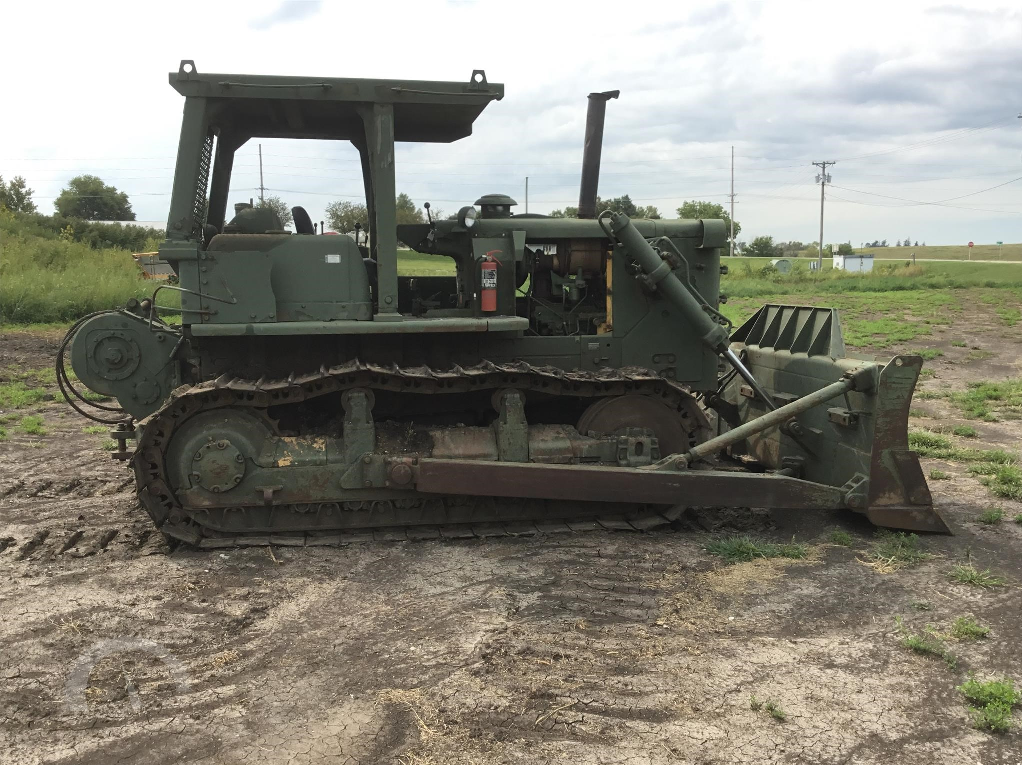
xmin=258 ymin=144 xmax=266 ymax=203
xmin=813 ymin=161 xmax=834 ymax=270
xmin=729 ymin=146 xmax=735 ymax=257
xmin=525 ymin=176 xmax=529 ymax=214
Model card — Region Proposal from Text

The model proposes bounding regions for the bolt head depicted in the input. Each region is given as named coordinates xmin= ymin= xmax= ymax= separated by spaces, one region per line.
xmin=194 ymin=451 xmax=203 ymax=460
xmin=235 ymin=454 xmax=245 ymax=463
xmin=390 ymin=463 xmax=413 ymax=485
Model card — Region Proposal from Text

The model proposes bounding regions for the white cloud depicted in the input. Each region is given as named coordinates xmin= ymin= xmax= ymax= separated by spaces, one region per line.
xmin=2 ymin=0 xmax=1020 ymax=244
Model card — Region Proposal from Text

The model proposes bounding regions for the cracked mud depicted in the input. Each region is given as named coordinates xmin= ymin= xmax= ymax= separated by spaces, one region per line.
xmin=1 ymin=327 xmax=1020 ymax=764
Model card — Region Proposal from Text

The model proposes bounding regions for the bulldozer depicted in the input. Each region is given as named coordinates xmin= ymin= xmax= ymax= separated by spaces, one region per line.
xmin=57 ymin=61 xmax=948 ymax=547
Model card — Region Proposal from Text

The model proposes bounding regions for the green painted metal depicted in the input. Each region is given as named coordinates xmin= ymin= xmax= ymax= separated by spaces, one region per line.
xmin=59 ymin=63 xmax=943 ymax=540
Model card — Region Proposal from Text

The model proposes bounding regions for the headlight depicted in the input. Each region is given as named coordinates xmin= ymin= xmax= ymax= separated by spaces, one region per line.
xmin=458 ymin=206 xmax=477 ymax=228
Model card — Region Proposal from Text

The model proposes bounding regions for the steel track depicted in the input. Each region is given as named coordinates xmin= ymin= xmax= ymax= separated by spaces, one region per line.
xmin=133 ymin=360 xmax=704 ymax=546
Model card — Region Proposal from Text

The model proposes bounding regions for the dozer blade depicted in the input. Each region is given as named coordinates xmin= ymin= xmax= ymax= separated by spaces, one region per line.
xmin=725 ymin=304 xmax=949 ymax=534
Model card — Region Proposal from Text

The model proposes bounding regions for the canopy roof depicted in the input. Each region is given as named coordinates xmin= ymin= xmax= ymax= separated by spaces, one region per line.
xmin=169 ymin=61 xmax=503 ymax=143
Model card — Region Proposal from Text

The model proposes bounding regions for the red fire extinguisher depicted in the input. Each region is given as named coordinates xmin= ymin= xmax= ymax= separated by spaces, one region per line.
xmin=480 ymin=250 xmax=501 ymax=312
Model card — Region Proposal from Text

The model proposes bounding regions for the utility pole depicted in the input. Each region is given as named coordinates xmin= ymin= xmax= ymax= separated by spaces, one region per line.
xmin=525 ymin=176 xmax=529 ymax=214
xmin=258 ymin=144 xmax=266 ymax=203
xmin=729 ymin=146 xmax=735 ymax=257
xmin=813 ymin=161 xmax=834 ymax=270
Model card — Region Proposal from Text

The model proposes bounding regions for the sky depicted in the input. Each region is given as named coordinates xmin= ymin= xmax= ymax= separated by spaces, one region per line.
xmin=2 ymin=0 xmax=1021 ymax=245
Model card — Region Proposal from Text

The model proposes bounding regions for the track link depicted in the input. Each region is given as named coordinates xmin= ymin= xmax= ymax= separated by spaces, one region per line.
xmin=134 ymin=360 xmax=704 ymax=546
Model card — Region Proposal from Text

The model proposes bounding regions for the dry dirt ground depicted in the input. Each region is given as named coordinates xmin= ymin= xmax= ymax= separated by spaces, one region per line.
xmin=1 ymin=314 xmax=1021 ymax=765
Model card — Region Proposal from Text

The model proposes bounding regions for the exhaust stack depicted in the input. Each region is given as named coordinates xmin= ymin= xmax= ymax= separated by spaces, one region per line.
xmin=577 ymin=90 xmax=619 ymax=219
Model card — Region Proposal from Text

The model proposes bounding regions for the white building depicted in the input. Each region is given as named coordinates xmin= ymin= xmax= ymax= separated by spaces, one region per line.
xmin=833 ymin=252 xmax=874 ymax=272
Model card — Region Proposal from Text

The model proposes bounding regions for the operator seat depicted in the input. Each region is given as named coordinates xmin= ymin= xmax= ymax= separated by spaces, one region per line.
xmin=292 ymin=206 xmax=314 ymax=234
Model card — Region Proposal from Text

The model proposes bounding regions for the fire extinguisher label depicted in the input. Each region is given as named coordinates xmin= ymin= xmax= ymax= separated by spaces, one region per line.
xmin=481 ymin=269 xmax=497 ymax=289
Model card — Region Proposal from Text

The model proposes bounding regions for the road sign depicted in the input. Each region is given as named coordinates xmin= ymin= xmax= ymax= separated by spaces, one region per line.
xmin=997 ymin=241 xmax=1003 ymax=245
xmin=968 ymin=241 xmax=974 ymax=248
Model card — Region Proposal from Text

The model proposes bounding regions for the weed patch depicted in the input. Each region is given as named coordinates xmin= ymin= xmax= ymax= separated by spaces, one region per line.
xmin=952 ymin=341 xmax=967 ymax=348
xmin=929 ymin=470 xmax=952 ymax=480
xmin=950 ymin=616 xmax=990 ymax=641
xmin=867 ymin=531 xmax=931 ymax=570
xmin=959 ymin=677 xmax=1019 ymax=733
xmin=81 ymin=425 xmax=106 ymax=434
xmin=749 ymin=696 xmax=787 ymax=722
xmin=948 ymin=565 xmax=1006 ymax=588
xmin=978 ymin=508 xmax=1004 ymax=525
xmin=908 ymin=431 xmax=1015 ymax=465
xmin=952 ymin=425 xmax=978 ymax=438
xmin=896 ymin=617 xmax=957 ymax=669
xmin=18 ymin=415 xmax=46 ymax=435
xmin=828 ymin=530 xmax=853 ymax=546
xmin=0 ymin=381 xmax=48 ymax=410
xmin=949 ymin=380 xmax=1022 ymax=420
xmin=704 ymin=536 xmax=808 ymax=564
xmin=916 ymin=348 xmax=944 ymax=360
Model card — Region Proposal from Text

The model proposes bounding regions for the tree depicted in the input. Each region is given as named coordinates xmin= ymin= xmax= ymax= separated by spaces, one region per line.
xmin=804 ymin=243 xmax=819 ymax=259
xmin=837 ymin=242 xmax=854 ymax=255
xmin=256 ymin=196 xmax=293 ymax=228
xmin=635 ymin=205 xmax=661 ymax=219
xmin=547 ymin=206 xmax=577 ymax=218
xmin=746 ymin=235 xmax=781 ymax=259
xmin=396 ymin=193 xmax=425 ymax=225
xmin=676 ymin=200 xmax=740 ymax=240
xmin=548 ymin=196 xmax=659 ymax=219
xmin=54 ymin=175 xmax=134 ymax=220
xmin=0 ymin=175 xmax=37 ymax=213
xmin=914 ymin=241 xmax=919 ymax=247
xmin=325 ymin=200 xmax=369 ymax=233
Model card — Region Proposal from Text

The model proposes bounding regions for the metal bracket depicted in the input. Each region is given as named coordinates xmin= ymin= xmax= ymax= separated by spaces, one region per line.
xmin=342 ymin=389 xmax=376 ymax=465
xmin=109 ymin=421 xmax=135 ymax=461
xmin=828 ymin=407 xmax=859 ymax=427
xmin=493 ymin=389 xmax=529 ymax=462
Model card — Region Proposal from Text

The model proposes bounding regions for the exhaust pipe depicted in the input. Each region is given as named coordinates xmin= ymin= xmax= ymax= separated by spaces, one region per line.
xmin=577 ymin=90 xmax=619 ymax=219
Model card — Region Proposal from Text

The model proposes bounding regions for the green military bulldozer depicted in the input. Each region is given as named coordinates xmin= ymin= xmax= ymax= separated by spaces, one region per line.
xmin=57 ymin=61 xmax=948 ymax=546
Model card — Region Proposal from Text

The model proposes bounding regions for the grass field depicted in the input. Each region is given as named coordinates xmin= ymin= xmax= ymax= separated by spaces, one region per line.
xmin=4 ymin=203 xmax=1022 ymax=336
xmin=851 ymin=243 xmax=1022 ymax=261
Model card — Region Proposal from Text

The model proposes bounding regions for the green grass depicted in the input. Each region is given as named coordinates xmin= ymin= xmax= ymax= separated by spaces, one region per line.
xmin=749 ymin=696 xmax=787 ymax=722
xmin=948 ymin=565 xmax=1006 ymax=588
xmin=952 ymin=425 xmax=978 ymax=438
xmin=869 ymin=531 xmax=931 ymax=569
xmin=895 ymin=617 xmax=957 ymax=669
xmin=1015 ymin=513 xmax=1022 ymax=524
xmin=908 ymin=431 xmax=1016 ymax=465
xmin=950 ymin=616 xmax=990 ymax=641
xmin=0 ymin=208 xmax=162 ymax=324
xmin=959 ymin=677 xmax=1020 ymax=733
xmin=100 ymin=438 xmax=118 ymax=451
xmin=397 ymin=249 xmax=456 ymax=276
xmin=17 ymin=415 xmax=46 ymax=435
xmin=0 ymin=381 xmax=48 ymax=410
xmin=952 ymin=340 xmax=967 ymax=348
xmin=929 ymin=469 xmax=952 ymax=480
xmin=949 ymin=380 xmax=1022 ymax=420
xmin=704 ymin=536 xmax=808 ymax=563
xmin=916 ymin=348 xmax=944 ymax=360
xmin=828 ymin=529 xmax=853 ymax=546
xmin=0 ymin=425 xmax=6 ymax=441
xmin=986 ymin=465 xmax=1022 ymax=501
xmin=81 ymin=425 xmax=106 ymax=434
xmin=853 ymin=242 xmax=1022 ymax=262
xmin=978 ymin=508 xmax=1004 ymax=525
xmin=996 ymin=307 xmax=1021 ymax=326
